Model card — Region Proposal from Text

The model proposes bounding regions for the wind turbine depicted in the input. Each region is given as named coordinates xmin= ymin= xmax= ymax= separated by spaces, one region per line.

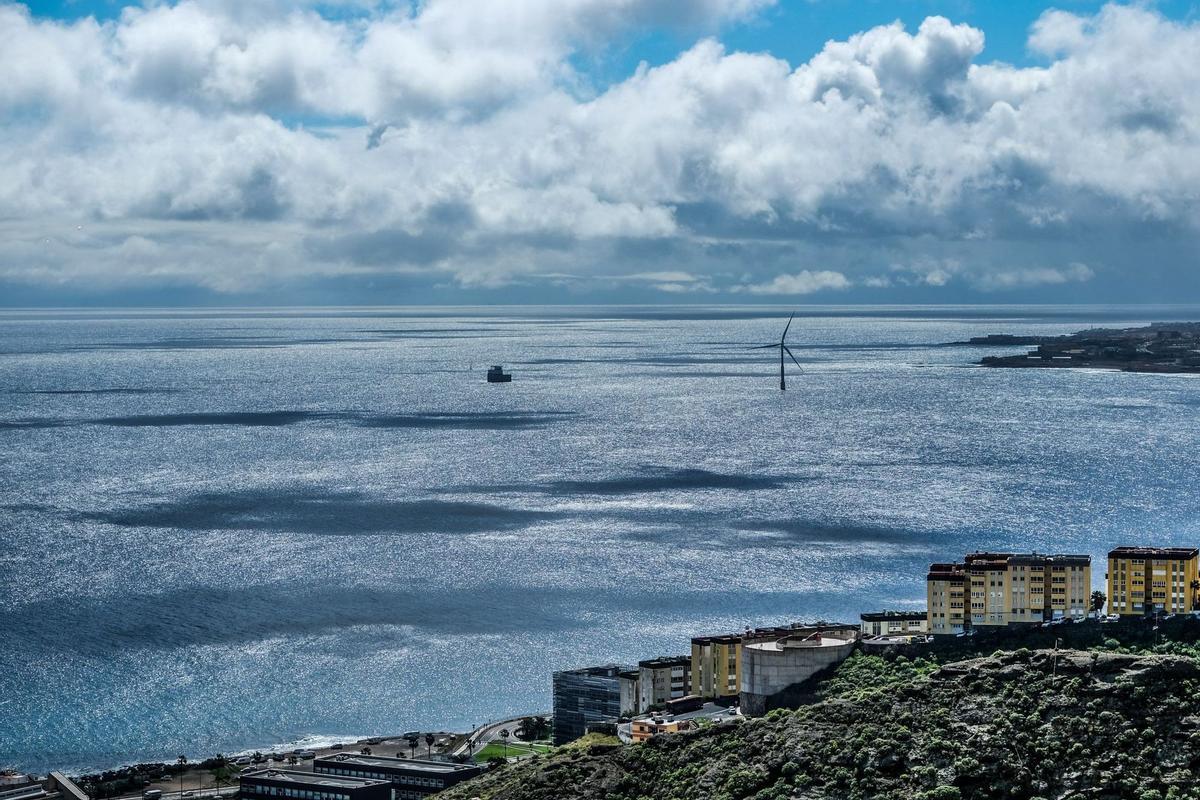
xmin=754 ymin=312 xmax=803 ymax=390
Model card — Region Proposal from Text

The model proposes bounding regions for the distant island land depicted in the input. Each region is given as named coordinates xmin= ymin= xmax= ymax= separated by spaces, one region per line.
xmin=957 ymin=322 xmax=1200 ymax=373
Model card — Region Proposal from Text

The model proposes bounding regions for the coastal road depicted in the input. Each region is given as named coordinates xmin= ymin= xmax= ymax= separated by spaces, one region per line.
xmin=451 ymin=713 xmax=548 ymax=758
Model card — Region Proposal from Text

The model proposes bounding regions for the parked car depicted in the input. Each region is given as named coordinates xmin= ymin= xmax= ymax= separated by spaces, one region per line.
xmin=296 ymin=751 xmax=316 ymax=759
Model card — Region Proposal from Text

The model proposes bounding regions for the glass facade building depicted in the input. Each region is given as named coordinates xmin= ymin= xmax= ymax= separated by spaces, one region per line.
xmin=552 ymin=665 xmax=627 ymax=745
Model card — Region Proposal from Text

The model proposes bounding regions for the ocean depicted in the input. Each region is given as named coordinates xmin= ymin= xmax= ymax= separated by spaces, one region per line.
xmin=3 ymin=305 xmax=1200 ymax=773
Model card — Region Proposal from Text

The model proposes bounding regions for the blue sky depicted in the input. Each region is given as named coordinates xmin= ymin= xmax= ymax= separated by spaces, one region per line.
xmin=3 ymin=0 xmax=1200 ymax=305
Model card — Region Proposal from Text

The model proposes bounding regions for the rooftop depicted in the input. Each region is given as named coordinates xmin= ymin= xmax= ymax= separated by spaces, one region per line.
xmin=1109 ymin=546 xmax=1200 ymax=560
xmin=745 ymin=632 xmax=856 ymax=652
xmin=861 ymin=610 xmax=927 ymax=621
xmin=315 ymin=754 xmax=479 ymax=775
xmin=242 ymin=770 xmax=389 ymax=789
xmin=638 ymin=656 xmax=690 ymax=669
xmin=553 ymin=664 xmax=630 ymax=679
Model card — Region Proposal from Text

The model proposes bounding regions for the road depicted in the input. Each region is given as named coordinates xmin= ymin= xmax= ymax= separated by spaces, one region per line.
xmin=451 ymin=713 xmax=548 ymax=758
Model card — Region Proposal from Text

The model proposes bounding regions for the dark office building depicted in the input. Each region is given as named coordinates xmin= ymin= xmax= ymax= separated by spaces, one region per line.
xmin=239 ymin=770 xmax=390 ymax=800
xmin=552 ymin=664 xmax=628 ymax=745
xmin=313 ymin=753 xmax=483 ymax=800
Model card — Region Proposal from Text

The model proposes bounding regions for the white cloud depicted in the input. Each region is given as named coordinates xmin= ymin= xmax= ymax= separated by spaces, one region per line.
xmin=0 ymin=2 xmax=1198 ymax=300
xmin=974 ymin=262 xmax=1095 ymax=291
xmin=742 ymin=270 xmax=851 ymax=295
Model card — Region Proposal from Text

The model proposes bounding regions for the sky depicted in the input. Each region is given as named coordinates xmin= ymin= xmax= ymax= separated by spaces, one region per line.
xmin=1 ymin=0 xmax=1199 ymax=306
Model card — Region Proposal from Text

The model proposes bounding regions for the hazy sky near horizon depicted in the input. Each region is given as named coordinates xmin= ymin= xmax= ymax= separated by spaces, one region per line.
xmin=2 ymin=0 xmax=1199 ymax=306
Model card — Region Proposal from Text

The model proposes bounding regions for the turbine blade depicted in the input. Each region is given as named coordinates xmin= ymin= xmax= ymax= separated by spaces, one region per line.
xmin=784 ymin=345 xmax=804 ymax=371
xmin=781 ymin=312 xmax=795 ymax=342
xmin=750 ymin=343 xmax=780 ymax=349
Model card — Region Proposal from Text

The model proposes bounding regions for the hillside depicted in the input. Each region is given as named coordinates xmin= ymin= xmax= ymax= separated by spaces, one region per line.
xmin=439 ymin=649 xmax=1200 ymax=800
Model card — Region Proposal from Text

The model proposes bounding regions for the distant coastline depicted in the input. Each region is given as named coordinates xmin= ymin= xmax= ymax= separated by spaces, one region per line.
xmin=954 ymin=322 xmax=1200 ymax=374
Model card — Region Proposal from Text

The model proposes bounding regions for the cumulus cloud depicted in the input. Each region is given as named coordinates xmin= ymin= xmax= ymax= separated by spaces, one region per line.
xmin=974 ymin=262 xmax=1095 ymax=291
xmin=0 ymin=1 xmax=1198 ymax=302
xmin=742 ymin=270 xmax=851 ymax=295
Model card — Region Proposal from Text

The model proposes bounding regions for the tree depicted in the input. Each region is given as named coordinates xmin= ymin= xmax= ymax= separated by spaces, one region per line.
xmin=424 ymin=733 xmax=435 ymax=759
xmin=516 ymin=716 xmax=550 ymax=741
xmin=177 ymin=755 xmax=187 ymax=800
xmin=499 ymin=729 xmax=510 ymax=760
xmin=1091 ymin=590 xmax=1107 ymax=617
xmin=404 ymin=735 xmax=418 ymax=760
xmin=359 ymin=747 xmax=372 ymax=756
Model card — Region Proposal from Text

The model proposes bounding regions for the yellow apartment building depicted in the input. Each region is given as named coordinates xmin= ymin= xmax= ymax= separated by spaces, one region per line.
xmin=928 ymin=552 xmax=1091 ymax=634
xmin=1107 ymin=547 xmax=1200 ymax=616
xmin=927 ymin=562 xmax=968 ymax=635
xmin=690 ymin=634 xmax=741 ymax=699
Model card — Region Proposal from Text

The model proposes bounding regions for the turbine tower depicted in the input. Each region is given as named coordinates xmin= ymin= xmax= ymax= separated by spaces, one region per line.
xmin=754 ymin=312 xmax=803 ymax=390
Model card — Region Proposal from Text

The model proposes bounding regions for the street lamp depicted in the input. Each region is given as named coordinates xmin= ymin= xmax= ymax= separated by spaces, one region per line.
xmin=177 ymin=756 xmax=187 ymax=800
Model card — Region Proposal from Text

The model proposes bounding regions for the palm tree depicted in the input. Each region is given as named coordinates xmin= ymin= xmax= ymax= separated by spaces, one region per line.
xmin=424 ymin=733 xmax=435 ymax=759
xmin=177 ymin=755 xmax=187 ymax=799
xmin=499 ymin=729 xmax=510 ymax=760
xmin=516 ymin=717 xmax=550 ymax=741
xmin=1090 ymin=590 xmax=1107 ymax=618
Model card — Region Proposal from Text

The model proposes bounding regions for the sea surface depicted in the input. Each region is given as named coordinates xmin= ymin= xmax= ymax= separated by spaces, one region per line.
xmin=3 ymin=304 xmax=1200 ymax=773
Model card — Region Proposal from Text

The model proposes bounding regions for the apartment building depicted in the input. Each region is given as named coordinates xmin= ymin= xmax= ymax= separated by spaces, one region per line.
xmin=927 ymin=562 xmax=968 ymax=635
xmin=928 ymin=552 xmax=1091 ymax=634
xmin=637 ymin=656 xmax=691 ymax=712
xmin=690 ymin=634 xmax=741 ymax=699
xmin=1107 ymin=546 xmax=1200 ymax=616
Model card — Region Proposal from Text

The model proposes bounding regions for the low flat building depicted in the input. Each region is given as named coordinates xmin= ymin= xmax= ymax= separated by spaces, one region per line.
xmin=859 ymin=611 xmax=928 ymax=637
xmin=312 ymin=754 xmax=482 ymax=800
xmin=1107 ymin=546 xmax=1200 ymax=616
xmin=740 ymin=629 xmax=857 ymax=716
xmin=637 ymin=656 xmax=692 ymax=712
xmin=629 ymin=717 xmax=693 ymax=743
xmin=240 ymin=770 xmax=391 ymax=800
xmin=552 ymin=664 xmax=629 ymax=745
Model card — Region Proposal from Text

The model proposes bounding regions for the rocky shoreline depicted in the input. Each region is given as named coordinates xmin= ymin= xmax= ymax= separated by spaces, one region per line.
xmin=956 ymin=322 xmax=1200 ymax=373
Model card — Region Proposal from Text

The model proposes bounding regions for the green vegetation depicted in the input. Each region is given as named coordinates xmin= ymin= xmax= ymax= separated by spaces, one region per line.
xmin=439 ymin=648 xmax=1200 ymax=800
xmin=473 ymin=741 xmax=554 ymax=763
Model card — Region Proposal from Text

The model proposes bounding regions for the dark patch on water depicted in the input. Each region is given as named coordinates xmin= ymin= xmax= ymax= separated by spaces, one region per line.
xmin=95 ymin=411 xmax=321 ymax=427
xmin=11 ymin=388 xmax=182 ymax=395
xmin=82 ymin=488 xmax=556 ymax=535
xmin=0 ymin=410 xmax=575 ymax=431
xmin=453 ymin=467 xmax=806 ymax=496
xmin=739 ymin=519 xmax=934 ymax=545
xmin=0 ymin=419 xmax=68 ymax=430
xmin=5 ymin=584 xmax=586 ymax=653
xmin=355 ymin=411 xmax=575 ymax=430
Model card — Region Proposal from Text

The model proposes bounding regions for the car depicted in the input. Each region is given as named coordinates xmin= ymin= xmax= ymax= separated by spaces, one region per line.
xmin=269 ymin=754 xmax=284 ymax=762
xmin=233 ymin=757 xmax=251 ymax=766
xmin=296 ymin=751 xmax=316 ymax=759
xmin=182 ymin=792 xmax=193 ymax=797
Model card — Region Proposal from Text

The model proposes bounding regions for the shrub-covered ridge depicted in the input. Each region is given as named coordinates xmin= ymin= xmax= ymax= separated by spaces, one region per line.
xmin=439 ymin=649 xmax=1200 ymax=800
